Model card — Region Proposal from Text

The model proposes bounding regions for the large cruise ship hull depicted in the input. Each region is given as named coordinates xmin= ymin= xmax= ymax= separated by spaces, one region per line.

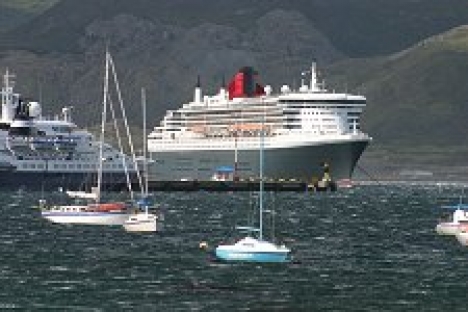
xmin=148 ymin=138 xmax=370 ymax=182
xmin=0 ymin=170 xmax=136 ymax=191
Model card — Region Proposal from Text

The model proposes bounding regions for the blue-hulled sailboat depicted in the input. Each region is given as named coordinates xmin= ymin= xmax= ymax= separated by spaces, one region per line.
xmin=214 ymin=118 xmax=290 ymax=263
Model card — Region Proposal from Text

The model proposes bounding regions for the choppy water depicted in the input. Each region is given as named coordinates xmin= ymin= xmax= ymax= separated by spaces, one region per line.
xmin=1 ymin=183 xmax=467 ymax=311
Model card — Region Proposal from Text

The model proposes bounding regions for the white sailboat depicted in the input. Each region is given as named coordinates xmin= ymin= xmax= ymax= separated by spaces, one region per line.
xmin=214 ymin=117 xmax=290 ymax=262
xmin=40 ymin=51 xmax=137 ymax=225
xmin=123 ymin=88 xmax=158 ymax=233
xmin=123 ymin=197 xmax=158 ymax=232
xmin=436 ymin=196 xmax=468 ymax=235
xmin=455 ymin=228 xmax=468 ymax=246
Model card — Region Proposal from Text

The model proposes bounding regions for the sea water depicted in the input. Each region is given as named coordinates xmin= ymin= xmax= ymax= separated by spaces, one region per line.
xmin=0 ymin=183 xmax=467 ymax=311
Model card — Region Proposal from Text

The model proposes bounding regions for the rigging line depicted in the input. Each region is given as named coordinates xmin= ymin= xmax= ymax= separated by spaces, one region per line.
xmin=106 ymin=54 xmax=132 ymax=199
xmin=108 ymin=53 xmax=144 ymax=192
xmin=355 ymin=163 xmax=381 ymax=186
xmin=107 ymin=92 xmax=134 ymax=200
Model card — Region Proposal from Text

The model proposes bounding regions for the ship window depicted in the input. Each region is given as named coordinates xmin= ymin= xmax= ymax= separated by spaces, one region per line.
xmin=9 ymin=127 xmax=33 ymax=136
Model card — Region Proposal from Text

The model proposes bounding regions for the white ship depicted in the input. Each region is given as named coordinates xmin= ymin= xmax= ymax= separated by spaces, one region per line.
xmin=147 ymin=64 xmax=371 ymax=182
xmin=0 ymin=69 xmax=138 ymax=191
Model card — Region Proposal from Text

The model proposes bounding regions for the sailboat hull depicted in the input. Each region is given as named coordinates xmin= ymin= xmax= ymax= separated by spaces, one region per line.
xmin=215 ymin=237 xmax=290 ymax=263
xmin=215 ymin=249 xmax=289 ymax=262
xmin=123 ymin=213 xmax=158 ymax=232
xmin=436 ymin=222 xmax=461 ymax=235
xmin=41 ymin=210 xmax=130 ymax=225
xmin=455 ymin=231 xmax=468 ymax=246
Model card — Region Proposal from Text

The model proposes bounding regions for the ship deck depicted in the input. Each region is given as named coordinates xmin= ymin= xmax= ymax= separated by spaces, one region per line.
xmin=106 ymin=180 xmax=337 ymax=192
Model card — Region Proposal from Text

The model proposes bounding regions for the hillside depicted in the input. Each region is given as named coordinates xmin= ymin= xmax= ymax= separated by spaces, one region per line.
xmin=0 ymin=0 xmax=59 ymax=33
xmin=2 ymin=0 xmax=468 ymax=57
xmin=327 ymin=25 xmax=468 ymax=147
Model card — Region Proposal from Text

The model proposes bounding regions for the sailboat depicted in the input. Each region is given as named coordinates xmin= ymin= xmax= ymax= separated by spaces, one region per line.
xmin=123 ymin=88 xmax=158 ymax=233
xmin=436 ymin=193 xmax=468 ymax=235
xmin=39 ymin=51 xmax=137 ymax=225
xmin=214 ymin=117 xmax=290 ymax=262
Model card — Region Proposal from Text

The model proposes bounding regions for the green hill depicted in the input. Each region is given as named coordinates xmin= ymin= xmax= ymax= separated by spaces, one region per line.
xmin=0 ymin=0 xmax=59 ymax=33
xmin=327 ymin=25 xmax=468 ymax=147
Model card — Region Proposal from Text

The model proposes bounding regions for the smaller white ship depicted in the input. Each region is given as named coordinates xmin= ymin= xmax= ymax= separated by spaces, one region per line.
xmin=0 ymin=65 xmax=139 ymax=191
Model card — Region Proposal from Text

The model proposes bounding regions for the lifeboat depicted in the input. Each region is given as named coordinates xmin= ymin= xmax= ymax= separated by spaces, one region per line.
xmin=228 ymin=123 xmax=267 ymax=132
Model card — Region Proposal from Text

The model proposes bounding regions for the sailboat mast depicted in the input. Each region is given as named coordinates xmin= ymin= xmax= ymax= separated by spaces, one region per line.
xmin=142 ymin=87 xmax=148 ymax=196
xmin=97 ymin=51 xmax=110 ymax=203
xmin=259 ymin=115 xmax=264 ymax=241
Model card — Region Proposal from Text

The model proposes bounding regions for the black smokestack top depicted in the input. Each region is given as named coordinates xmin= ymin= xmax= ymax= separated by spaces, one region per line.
xmin=240 ymin=66 xmax=256 ymax=97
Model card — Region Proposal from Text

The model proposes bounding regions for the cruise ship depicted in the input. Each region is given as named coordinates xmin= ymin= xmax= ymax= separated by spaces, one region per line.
xmin=147 ymin=64 xmax=371 ymax=182
xmin=0 ymin=69 xmax=138 ymax=191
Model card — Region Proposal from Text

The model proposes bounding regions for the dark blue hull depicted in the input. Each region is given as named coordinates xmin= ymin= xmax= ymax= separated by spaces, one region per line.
xmin=0 ymin=170 xmax=136 ymax=192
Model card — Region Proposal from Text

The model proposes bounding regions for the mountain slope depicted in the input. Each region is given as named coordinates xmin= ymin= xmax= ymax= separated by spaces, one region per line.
xmin=2 ymin=0 xmax=468 ymax=57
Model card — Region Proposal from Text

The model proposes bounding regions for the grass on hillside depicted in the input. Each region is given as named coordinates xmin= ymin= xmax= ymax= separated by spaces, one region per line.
xmin=1 ymin=0 xmax=60 ymax=14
